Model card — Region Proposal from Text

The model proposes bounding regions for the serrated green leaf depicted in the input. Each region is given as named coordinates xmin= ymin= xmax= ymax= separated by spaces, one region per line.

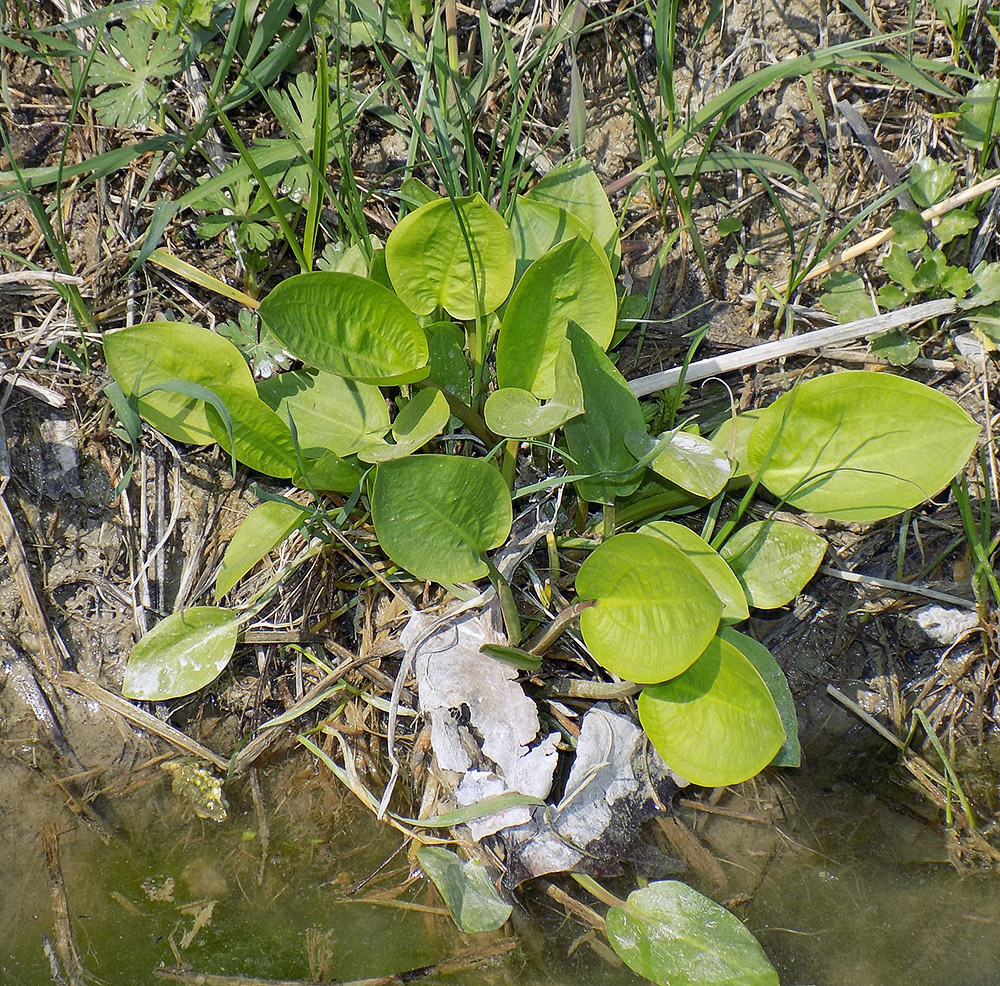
xmin=933 ymin=208 xmax=978 ymax=245
xmin=90 ymin=21 xmax=184 ymax=128
xmin=881 ymin=243 xmax=917 ymax=291
xmin=889 ymin=210 xmax=927 ymax=251
xmin=123 ymin=607 xmax=239 ymax=701
xmin=958 ymin=80 xmax=1000 ymax=150
xmin=818 ymin=272 xmax=877 ymax=323
xmin=868 ymin=328 xmax=920 ymax=365
xmin=909 ymin=157 xmax=954 ymax=209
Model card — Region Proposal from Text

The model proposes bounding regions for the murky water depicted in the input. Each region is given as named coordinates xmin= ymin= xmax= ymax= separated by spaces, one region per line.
xmin=4 ymin=722 xmax=1000 ymax=985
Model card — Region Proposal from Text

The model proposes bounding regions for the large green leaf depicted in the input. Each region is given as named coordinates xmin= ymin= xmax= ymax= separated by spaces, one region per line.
xmin=215 ymin=500 xmax=306 ymax=600
xmin=416 ymin=846 xmax=512 ymax=933
xmin=371 ymin=455 xmax=512 ymax=583
xmin=205 ymin=384 xmax=299 ymax=478
xmin=104 ymin=321 xmax=256 ymax=444
xmin=384 ymin=194 xmax=515 ymax=318
xmin=257 ymin=271 xmax=429 ymax=384
xmin=639 ymin=522 xmax=749 ymax=624
xmin=577 ymin=533 xmax=722 ymax=683
xmin=718 ymin=627 xmax=800 ymax=768
xmin=638 ymin=637 xmax=785 ymax=786
xmin=719 ymin=520 xmax=826 ymax=610
xmin=496 ymin=238 xmax=616 ymax=399
xmin=257 ymin=370 xmax=389 ymax=457
xmin=508 ymin=197 xmax=609 ymax=281
xmin=357 ymin=388 xmax=450 ymax=462
xmin=485 ymin=332 xmax=584 ymax=438
xmin=562 ymin=323 xmax=645 ymax=503
xmin=606 ymin=881 xmax=779 ymax=986
xmin=525 ymin=158 xmax=621 ymax=271
xmin=748 ymin=371 xmax=980 ymax=521
xmin=122 ymin=607 xmax=239 ymax=701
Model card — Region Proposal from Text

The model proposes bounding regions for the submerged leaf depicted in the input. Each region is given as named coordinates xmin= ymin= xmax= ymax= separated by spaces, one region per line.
xmin=417 ymin=846 xmax=512 ymax=932
xmin=606 ymin=880 xmax=779 ymax=986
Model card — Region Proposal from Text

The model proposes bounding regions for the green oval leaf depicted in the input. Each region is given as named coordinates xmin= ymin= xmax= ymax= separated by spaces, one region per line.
xmin=371 ymin=455 xmax=512 ymax=583
xmin=578 ymin=533 xmax=722 ymax=683
xmin=497 ymin=238 xmax=616 ymax=398
xmin=627 ymin=429 xmax=733 ymax=498
xmin=257 ymin=271 xmax=429 ymax=384
xmin=122 ymin=607 xmax=239 ymax=701
xmin=525 ymin=158 xmax=621 ymax=271
xmin=104 ymin=321 xmax=256 ymax=445
xmin=748 ymin=371 xmax=980 ymax=521
xmin=718 ymin=627 xmax=800 ymax=768
xmin=508 ymin=197 xmax=609 ymax=281
xmin=606 ymin=881 xmax=779 ymax=986
xmin=719 ymin=520 xmax=826 ymax=609
xmin=638 ymin=637 xmax=785 ymax=786
xmin=639 ymin=521 xmax=749 ymax=624
xmin=416 ymin=846 xmax=512 ymax=933
xmin=205 ymin=384 xmax=299 ymax=478
xmin=385 ymin=194 xmax=515 ymax=318
xmin=257 ymin=369 xmax=389 ymax=457
xmin=485 ymin=332 xmax=584 ymax=438
xmin=215 ymin=500 xmax=306 ymax=600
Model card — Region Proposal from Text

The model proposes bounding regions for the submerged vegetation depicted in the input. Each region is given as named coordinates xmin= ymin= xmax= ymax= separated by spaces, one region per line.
xmin=2 ymin=0 xmax=1000 ymax=981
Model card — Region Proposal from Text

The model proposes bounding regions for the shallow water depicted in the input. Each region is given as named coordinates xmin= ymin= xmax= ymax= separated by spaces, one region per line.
xmin=4 ymin=729 xmax=1000 ymax=985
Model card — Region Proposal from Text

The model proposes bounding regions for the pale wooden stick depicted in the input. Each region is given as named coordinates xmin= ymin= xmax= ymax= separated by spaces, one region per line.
xmin=774 ymin=172 xmax=1000 ymax=293
xmin=628 ymin=296 xmax=958 ymax=397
